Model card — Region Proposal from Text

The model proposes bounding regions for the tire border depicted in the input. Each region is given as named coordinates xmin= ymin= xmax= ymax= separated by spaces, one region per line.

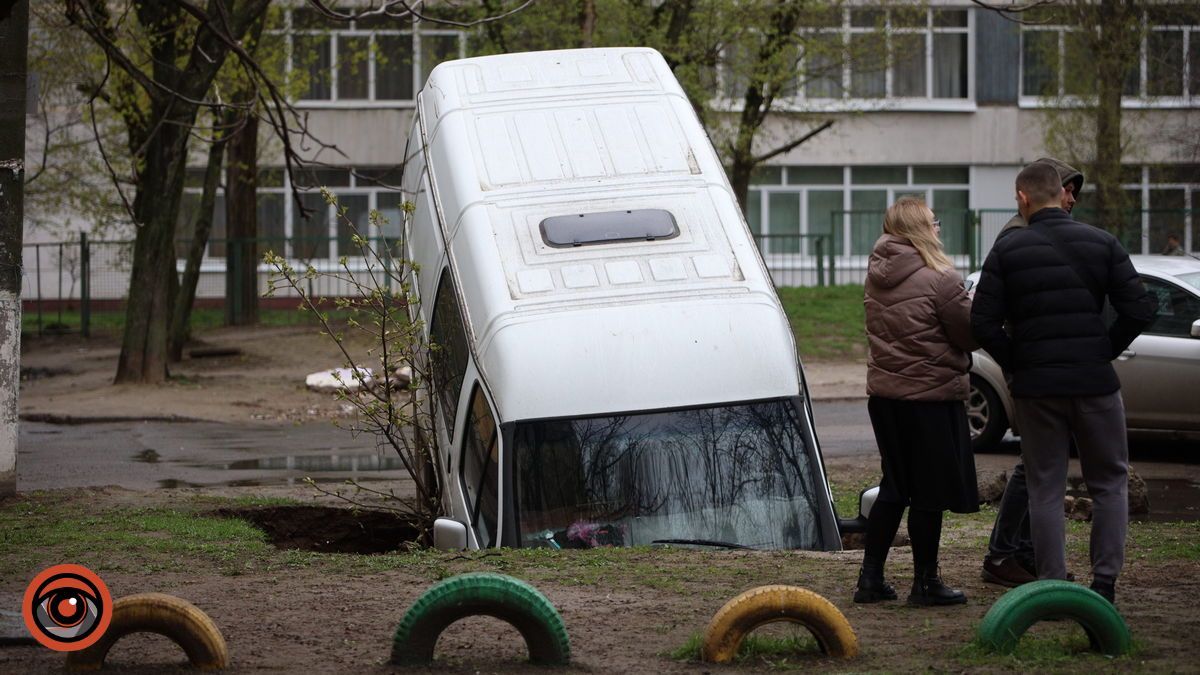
xmin=64 ymin=592 xmax=229 ymax=671
xmin=391 ymin=572 xmax=570 ymax=666
xmin=700 ymin=584 xmax=858 ymax=663
xmin=977 ymin=579 xmax=1131 ymax=657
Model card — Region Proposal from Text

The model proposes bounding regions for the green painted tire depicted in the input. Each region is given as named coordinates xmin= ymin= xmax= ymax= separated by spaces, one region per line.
xmin=978 ymin=580 xmax=1131 ymax=656
xmin=391 ymin=572 xmax=570 ymax=666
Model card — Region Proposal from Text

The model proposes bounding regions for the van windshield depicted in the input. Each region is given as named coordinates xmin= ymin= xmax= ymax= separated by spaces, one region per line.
xmin=513 ymin=399 xmax=827 ymax=550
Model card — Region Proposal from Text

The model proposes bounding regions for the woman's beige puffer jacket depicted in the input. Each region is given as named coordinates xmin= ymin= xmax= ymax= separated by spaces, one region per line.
xmin=864 ymin=234 xmax=978 ymax=401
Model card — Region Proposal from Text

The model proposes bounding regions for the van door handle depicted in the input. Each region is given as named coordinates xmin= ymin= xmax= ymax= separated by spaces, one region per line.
xmin=1118 ymin=350 xmax=1136 ymax=361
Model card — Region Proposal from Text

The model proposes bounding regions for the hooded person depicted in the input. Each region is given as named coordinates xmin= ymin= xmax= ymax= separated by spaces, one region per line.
xmin=978 ymin=157 xmax=1120 ymax=589
xmin=998 ymin=157 xmax=1085 ymax=233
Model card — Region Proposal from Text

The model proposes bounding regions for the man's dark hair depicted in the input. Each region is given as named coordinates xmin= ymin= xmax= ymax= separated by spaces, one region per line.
xmin=1016 ymin=162 xmax=1062 ymax=205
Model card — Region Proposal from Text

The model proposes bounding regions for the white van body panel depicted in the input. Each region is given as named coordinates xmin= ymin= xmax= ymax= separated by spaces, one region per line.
xmin=408 ymin=48 xmax=841 ymax=551
xmin=415 ymin=48 xmax=796 ymax=422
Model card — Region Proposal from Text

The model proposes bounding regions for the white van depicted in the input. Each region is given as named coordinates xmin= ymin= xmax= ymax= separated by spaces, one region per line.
xmin=399 ymin=48 xmax=848 ymax=551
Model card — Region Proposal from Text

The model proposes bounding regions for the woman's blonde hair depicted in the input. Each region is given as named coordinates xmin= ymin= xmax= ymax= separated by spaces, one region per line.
xmin=883 ymin=197 xmax=954 ymax=272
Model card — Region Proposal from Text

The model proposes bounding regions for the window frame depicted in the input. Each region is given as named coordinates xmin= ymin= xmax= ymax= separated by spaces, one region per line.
xmin=746 ymin=165 xmax=972 ymax=260
xmin=459 ymin=382 xmax=501 ymax=548
xmin=720 ymin=6 xmax=975 ymax=113
xmin=274 ymin=8 xmax=466 ymax=108
xmin=1139 ymin=275 xmax=1200 ymax=338
xmin=1019 ymin=12 xmax=1200 ymax=108
xmin=179 ymin=166 xmax=406 ymax=272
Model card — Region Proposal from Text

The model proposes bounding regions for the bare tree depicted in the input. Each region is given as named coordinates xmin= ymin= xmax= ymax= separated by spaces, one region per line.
xmin=65 ymin=0 xmax=534 ymax=384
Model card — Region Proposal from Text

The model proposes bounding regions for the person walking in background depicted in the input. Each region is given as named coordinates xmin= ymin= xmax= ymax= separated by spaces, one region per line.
xmin=1162 ymin=233 xmax=1185 ymax=256
xmin=971 ymin=163 xmax=1154 ymax=604
xmin=855 ymin=197 xmax=979 ymax=607
xmin=981 ymin=157 xmax=1086 ymax=588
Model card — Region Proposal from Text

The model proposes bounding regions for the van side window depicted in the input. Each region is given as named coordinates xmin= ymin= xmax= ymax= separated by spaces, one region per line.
xmin=429 ymin=268 xmax=470 ymax=435
xmin=461 ymin=384 xmax=500 ymax=547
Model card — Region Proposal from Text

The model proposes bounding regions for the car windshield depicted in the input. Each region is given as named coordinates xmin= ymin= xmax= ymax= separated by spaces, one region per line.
xmin=1176 ymin=271 xmax=1200 ymax=291
xmin=513 ymin=399 xmax=828 ymax=550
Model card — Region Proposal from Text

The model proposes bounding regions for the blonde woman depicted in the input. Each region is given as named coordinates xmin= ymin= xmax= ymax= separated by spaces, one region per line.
xmin=855 ymin=197 xmax=979 ymax=606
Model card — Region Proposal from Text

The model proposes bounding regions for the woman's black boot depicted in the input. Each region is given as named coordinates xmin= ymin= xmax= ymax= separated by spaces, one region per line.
xmin=908 ymin=564 xmax=966 ymax=606
xmin=854 ymin=558 xmax=897 ymax=603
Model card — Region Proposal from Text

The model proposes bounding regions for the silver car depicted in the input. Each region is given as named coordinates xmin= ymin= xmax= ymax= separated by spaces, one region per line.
xmin=965 ymin=255 xmax=1200 ymax=452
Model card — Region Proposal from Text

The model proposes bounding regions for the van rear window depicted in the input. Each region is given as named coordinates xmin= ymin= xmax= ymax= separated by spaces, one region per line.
xmin=539 ymin=209 xmax=679 ymax=248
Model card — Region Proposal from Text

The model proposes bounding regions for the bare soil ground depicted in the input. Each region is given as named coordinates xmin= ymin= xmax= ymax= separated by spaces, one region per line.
xmin=7 ymin=326 xmax=1199 ymax=673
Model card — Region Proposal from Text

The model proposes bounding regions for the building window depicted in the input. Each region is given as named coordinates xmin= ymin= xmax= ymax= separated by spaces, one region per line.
xmin=179 ymin=166 xmax=406 ymax=265
xmin=746 ymin=166 xmax=971 ymax=257
xmin=1075 ymin=165 xmax=1199 ymax=254
xmin=278 ymin=8 xmax=465 ymax=104
xmin=798 ymin=7 xmax=971 ymax=101
xmin=1021 ymin=10 xmax=1200 ymax=102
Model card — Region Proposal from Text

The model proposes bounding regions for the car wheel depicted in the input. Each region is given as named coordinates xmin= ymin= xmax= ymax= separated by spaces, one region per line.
xmin=967 ymin=374 xmax=1008 ymax=453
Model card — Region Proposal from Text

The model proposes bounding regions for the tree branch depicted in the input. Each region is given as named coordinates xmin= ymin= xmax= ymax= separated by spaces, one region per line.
xmin=752 ymin=119 xmax=835 ymax=165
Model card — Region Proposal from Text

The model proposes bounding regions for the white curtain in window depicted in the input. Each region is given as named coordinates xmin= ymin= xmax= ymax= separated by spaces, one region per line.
xmin=933 ymin=33 xmax=967 ymax=98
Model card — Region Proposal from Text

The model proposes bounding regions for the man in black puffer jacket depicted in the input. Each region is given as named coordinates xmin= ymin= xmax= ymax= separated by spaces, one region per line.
xmin=971 ymin=162 xmax=1155 ymax=603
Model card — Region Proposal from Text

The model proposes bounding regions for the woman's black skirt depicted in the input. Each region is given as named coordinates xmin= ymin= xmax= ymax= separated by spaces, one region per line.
xmin=867 ymin=396 xmax=979 ymax=514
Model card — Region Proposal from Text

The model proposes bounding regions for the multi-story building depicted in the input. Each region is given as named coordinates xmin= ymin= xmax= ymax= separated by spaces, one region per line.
xmin=22 ymin=2 xmax=1200 ymax=311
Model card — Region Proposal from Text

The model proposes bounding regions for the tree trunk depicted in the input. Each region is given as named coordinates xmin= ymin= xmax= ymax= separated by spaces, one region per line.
xmin=1087 ymin=1 xmax=1140 ymax=250
xmin=169 ymin=125 xmax=228 ymax=361
xmin=579 ymin=0 xmax=596 ymax=48
xmin=0 ymin=0 xmax=29 ymax=497
xmin=224 ymin=112 xmax=258 ymax=326
xmin=116 ymin=121 xmax=189 ymax=384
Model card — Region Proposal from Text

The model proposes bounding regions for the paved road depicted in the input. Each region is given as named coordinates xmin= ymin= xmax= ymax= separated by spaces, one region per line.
xmin=15 ymin=401 xmax=1198 ymax=492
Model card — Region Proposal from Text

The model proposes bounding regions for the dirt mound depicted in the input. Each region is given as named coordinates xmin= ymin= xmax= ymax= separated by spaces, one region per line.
xmin=217 ymin=505 xmax=421 ymax=553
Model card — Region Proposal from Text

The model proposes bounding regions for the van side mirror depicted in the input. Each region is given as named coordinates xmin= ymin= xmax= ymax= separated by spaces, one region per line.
xmin=433 ymin=518 xmax=468 ymax=551
xmin=836 ymin=486 xmax=880 ymax=536
xmin=1191 ymin=319 xmax=1200 ymax=338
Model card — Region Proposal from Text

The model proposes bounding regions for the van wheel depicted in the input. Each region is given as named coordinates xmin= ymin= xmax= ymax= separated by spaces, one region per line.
xmin=65 ymin=593 xmax=229 ymax=671
xmin=978 ymin=580 xmax=1131 ymax=656
xmin=968 ymin=374 xmax=1007 ymax=453
xmin=391 ymin=573 xmax=570 ymax=665
xmin=701 ymin=585 xmax=857 ymax=663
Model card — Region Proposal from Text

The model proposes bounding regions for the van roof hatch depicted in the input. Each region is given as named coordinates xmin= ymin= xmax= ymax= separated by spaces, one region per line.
xmin=539 ymin=209 xmax=679 ymax=248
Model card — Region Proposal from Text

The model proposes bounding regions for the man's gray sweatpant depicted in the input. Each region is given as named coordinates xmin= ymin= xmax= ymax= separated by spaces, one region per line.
xmin=1013 ymin=391 xmax=1129 ymax=583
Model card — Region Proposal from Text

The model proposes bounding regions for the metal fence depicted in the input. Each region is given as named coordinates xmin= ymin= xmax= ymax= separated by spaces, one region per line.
xmin=20 ymin=208 xmax=1198 ymax=336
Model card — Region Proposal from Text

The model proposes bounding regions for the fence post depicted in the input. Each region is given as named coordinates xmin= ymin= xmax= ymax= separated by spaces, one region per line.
xmin=815 ymin=237 xmax=825 ymax=287
xmin=827 ymin=237 xmax=836 ymax=286
xmin=80 ymin=233 xmax=90 ymax=338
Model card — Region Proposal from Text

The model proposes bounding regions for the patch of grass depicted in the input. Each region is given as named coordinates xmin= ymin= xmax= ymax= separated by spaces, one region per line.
xmin=1127 ymin=520 xmax=1200 ymax=562
xmin=958 ymin=627 xmax=1140 ymax=668
xmin=670 ymin=630 xmax=821 ymax=669
xmin=776 ymin=285 xmax=866 ymax=361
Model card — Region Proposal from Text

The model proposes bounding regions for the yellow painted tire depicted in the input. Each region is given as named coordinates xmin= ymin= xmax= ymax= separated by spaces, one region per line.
xmin=701 ymin=585 xmax=858 ymax=663
xmin=65 ymin=593 xmax=229 ymax=671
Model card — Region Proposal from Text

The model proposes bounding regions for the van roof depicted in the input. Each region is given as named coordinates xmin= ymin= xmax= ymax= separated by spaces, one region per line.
xmin=419 ymin=49 xmax=801 ymax=421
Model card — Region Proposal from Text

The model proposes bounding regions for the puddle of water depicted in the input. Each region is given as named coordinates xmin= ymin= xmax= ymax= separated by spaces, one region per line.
xmin=222 ymin=454 xmax=403 ymax=472
xmin=1140 ymin=478 xmax=1200 ymax=522
xmin=157 ymin=472 xmax=402 ymax=489
xmin=1068 ymin=477 xmax=1200 ymax=522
